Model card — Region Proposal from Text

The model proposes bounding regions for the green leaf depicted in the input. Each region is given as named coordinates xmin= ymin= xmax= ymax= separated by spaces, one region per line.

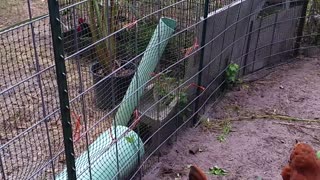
xmin=223 ymin=126 xmax=231 ymax=134
xmin=317 ymin=151 xmax=320 ymax=159
xmin=217 ymin=135 xmax=225 ymax=142
xmin=125 ymin=135 xmax=135 ymax=144
xmin=226 ymin=63 xmax=240 ymax=85
xmin=209 ymin=166 xmax=228 ymax=176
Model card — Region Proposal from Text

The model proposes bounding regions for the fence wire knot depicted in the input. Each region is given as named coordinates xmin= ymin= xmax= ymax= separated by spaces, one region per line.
xmin=71 ymin=112 xmax=82 ymax=142
xmin=131 ymin=109 xmax=141 ymax=130
xmin=183 ymin=37 xmax=199 ymax=57
xmin=188 ymin=83 xmax=206 ymax=91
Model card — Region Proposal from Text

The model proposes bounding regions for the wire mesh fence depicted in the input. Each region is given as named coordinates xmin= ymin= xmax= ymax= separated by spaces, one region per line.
xmin=0 ymin=0 xmax=318 ymax=179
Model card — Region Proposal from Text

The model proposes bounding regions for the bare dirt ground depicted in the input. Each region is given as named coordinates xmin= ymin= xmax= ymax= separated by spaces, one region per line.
xmin=143 ymin=55 xmax=320 ymax=180
xmin=0 ymin=0 xmax=48 ymax=31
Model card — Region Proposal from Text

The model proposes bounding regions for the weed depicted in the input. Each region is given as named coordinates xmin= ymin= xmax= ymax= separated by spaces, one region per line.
xmin=216 ymin=121 xmax=231 ymax=142
xmin=178 ymin=92 xmax=188 ymax=107
xmin=209 ymin=166 xmax=228 ymax=176
xmin=226 ymin=63 xmax=240 ymax=86
xmin=177 ymin=91 xmax=193 ymax=121
xmin=153 ymin=72 xmax=191 ymax=109
xmin=153 ymin=72 xmax=178 ymax=106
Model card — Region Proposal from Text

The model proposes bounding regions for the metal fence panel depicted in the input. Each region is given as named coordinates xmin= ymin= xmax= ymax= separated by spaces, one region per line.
xmin=0 ymin=0 xmax=313 ymax=179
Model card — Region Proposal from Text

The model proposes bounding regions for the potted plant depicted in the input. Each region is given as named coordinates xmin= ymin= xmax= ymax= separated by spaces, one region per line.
xmin=152 ymin=71 xmax=179 ymax=108
xmin=88 ymin=0 xmax=138 ymax=110
xmin=303 ymin=0 xmax=320 ymax=57
xmin=128 ymin=72 xmax=194 ymax=152
xmin=135 ymin=71 xmax=181 ymax=125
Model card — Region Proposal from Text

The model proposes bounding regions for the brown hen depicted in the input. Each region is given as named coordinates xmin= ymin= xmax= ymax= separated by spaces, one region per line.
xmin=281 ymin=142 xmax=320 ymax=180
xmin=188 ymin=165 xmax=207 ymax=180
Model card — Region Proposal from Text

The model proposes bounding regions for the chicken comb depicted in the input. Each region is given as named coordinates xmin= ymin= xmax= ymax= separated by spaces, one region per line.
xmin=78 ymin=17 xmax=85 ymax=24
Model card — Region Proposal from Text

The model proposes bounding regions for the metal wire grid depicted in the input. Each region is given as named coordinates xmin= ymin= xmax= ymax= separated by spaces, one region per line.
xmin=63 ymin=0 xmax=308 ymax=179
xmin=64 ymin=1 xmax=200 ymax=178
xmin=129 ymin=0 xmax=317 ymax=179
xmin=0 ymin=0 xmax=318 ymax=179
xmin=0 ymin=2 xmax=64 ymax=179
xmin=3 ymin=0 xmax=204 ymax=178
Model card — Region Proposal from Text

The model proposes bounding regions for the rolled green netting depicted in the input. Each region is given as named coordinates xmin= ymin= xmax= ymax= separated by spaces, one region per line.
xmin=56 ymin=126 xmax=144 ymax=180
xmin=114 ymin=17 xmax=177 ymax=126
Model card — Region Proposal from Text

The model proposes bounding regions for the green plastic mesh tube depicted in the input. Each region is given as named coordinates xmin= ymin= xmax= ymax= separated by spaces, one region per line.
xmin=114 ymin=17 xmax=177 ymax=126
xmin=56 ymin=126 xmax=144 ymax=180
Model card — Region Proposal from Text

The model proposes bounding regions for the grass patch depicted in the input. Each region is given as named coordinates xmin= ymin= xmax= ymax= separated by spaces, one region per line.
xmin=216 ymin=121 xmax=232 ymax=142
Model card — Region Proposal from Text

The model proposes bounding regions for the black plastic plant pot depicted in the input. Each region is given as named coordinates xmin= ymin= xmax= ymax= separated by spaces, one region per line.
xmin=90 ymin=61 xmax=136 ymax=110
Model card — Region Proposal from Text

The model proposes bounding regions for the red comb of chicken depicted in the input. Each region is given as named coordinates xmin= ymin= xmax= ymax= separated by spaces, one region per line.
xmin=281 ymin=142 xmax=320 ymax=180
xmin=78 ymin=17 xmax=85 ymax=24
xmin=189 ymin=165 xmax=207 ymax=180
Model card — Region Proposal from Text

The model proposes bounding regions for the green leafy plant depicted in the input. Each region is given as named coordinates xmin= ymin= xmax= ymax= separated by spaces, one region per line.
xmin=226 ymin=63 xmax=240 ymax=86
xmin=305 ymin=0 xmax=320 ymax=45
xmin=178 ymin=92 xmax=188 ymax=107
xmin=153 ymin=73 xmax=193 ymax=108
xmin=88 ymin=0 xmax=138 ymax=73
xmin=153 ymin=71 xmax=179 ymax=106
xmin=217 ymin=121 xmax=231 ymax=142
xmin=217 ymin=134 xmax=226 ymax=142
xmin=209 ymin=166 xmax=228 ymax=176
xmin=177 ymin=91 xmax=193 ymax=122
xmin=317 ymin=151 xmax=320 ymax=159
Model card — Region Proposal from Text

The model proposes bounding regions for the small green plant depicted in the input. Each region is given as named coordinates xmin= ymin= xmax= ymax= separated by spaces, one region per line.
xmin=217 ymin=134 xmax=225 ymax=142
xmin=226 ymin=63 xmax=240 ymax=86
xmin=152 ymin=72 xmax=193 ymax=121
xmin=178 ymin=92 xmax=188 ymax=107
xmin=217 ymin=121 xmax=231 ymax=142
xmin=317 ymin=151 xmax=320 ymax=159
xmin=177 ymin=91 xmax=193 ymax=122
xmin=209 ymin=166 xmax=228 ymax=176
xmin=153 ymin=72 xmax=177 ymax=106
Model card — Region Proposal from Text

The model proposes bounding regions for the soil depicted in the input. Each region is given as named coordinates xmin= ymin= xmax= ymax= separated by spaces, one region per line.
xmin=142 ymin=55 xmax=320 ymax=180
xmin=0 ymin=0 xmax=48 ymax=31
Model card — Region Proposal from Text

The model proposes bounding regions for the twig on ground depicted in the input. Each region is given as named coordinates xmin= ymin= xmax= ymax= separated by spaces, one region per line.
xmin=209 ymin=114 xmax=320 ymax=123
xmin=272 ymin=121 xmax=320 ymax=130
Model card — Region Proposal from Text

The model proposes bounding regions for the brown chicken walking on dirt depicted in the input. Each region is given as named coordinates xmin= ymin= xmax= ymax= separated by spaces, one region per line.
xmin=188 ymin=165 xmax=207 ymax=180
xmin=281 ymin=142 xmax=320 ymax=180
xmin=188 ymin=142 xmax=320 ymax=180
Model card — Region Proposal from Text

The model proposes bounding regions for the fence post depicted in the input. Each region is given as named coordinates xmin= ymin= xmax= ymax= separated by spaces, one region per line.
xmin=293 ymin=0 xmax=309 ymax=56
xmin=193 ymin=0 xmax=210 ymax=125
xmin=47 ymin=0 xmax=77 ymax=180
